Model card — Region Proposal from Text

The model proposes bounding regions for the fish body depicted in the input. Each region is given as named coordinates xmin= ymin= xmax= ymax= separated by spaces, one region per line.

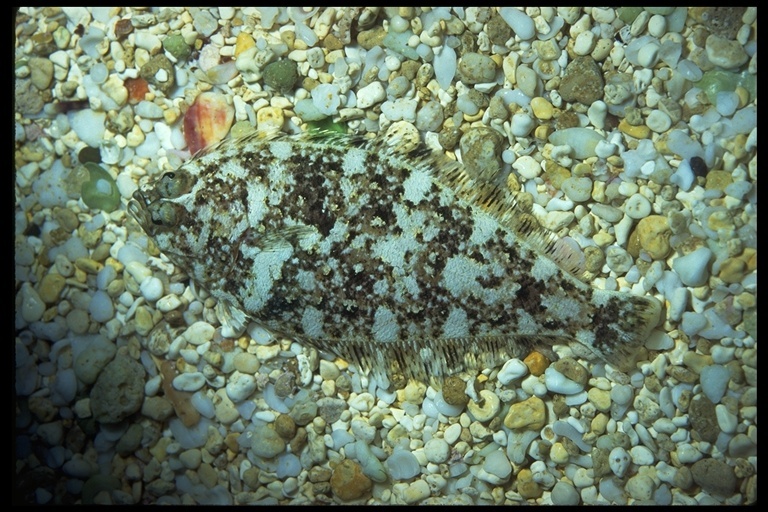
xmin=130 ymin=131 xmax=661 ymax=386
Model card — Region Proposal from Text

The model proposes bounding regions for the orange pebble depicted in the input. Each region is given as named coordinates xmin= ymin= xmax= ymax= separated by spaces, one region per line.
xmin=524 ymin=351 xmax=550 ymax=376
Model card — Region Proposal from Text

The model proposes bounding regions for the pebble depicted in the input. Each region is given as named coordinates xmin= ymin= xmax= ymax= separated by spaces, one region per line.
xmin=330 ymin=459 xmax=372 ymax=501
xmin=558 ymin=56 xmax=604 ymax=105
xmin=466 ymin=389 xmax=500 ymax=423
xmin=672 ymin=247 xmax=712 ymax=287
xmin=402 ymin=479 xmax=430 ymax=504
xmin=355 ymin=81 xmax=386 ymax=109
xmin=498 ymin=7 xmax=535 ymax=40
xmin=634 ymin=215 xmax=672 ymax=259
xmin=630 ymin=445 xmax=655 ymax=466
xmin=73 ymin=335 xmax=116 ymax=385
xmin=424 ymin=438 xmax=450 ymax=464
xmin=482 ymin=450 xmax=512 ymax=482
xmin=172 ymin=372 xmax=206 ymax=392
xmin=624 ymin=193 xmax=652 ymax=220
xmin=626 ymin=474 xmax=654 ymax=501
xmin=89 ymin=355 xmax=146 ymax=423
xmin=705 ymin=34 xmax=748 ymax=70
xmin=497 ymin=358 xmax=528 ymax=385
xmin=233 ymin=353 xmax=260 ymax=374
xmin=225 ymin=371 xmax=256 ymax=403
xmin=457 ymin=52 xmax=497 ymax=84
xmin=561 ymin=177 xmax=593 ymax=202
xmin=503 ymin=396 xmax=546 ymax=430
xmin=250 ymin=425 xmax=286 ymax=459
xmin=193 ymin=9 xmax=219 ymax=38
xmin=386 ymin=448 xmax=421 ymax=480
xmin=608 ymin=446 xmax=630 ymax=478
xmin=699 ymin=364 xmax=730 ymax=403
xmin=691 ymin=458 xmax=737 ymax=496
xmin=530 ymin=97 xmax=554 ymax=120
xmin=551 ymin=481 xmax=580 ymax=505
xmin=646 ymin=110 xmax=672 ymax=133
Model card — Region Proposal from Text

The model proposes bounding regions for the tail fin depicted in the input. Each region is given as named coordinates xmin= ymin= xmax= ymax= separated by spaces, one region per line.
xmin=576 ymin=290 xmax=662 ymax=371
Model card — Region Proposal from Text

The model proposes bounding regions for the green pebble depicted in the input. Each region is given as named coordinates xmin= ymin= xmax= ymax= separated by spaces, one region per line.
xmin=262 ymin=59 xmax=299 ymax=93
xmin=617 ymin=7 xmax=644 ymax=24
xmin=81 ymin=162 xmax=121 ymax=213
xmin=162 ymin=34 xmax=191 ymax=62
xmin=697 ymin=69 xmax=757 ymax=106
xmin=307 ymin=117 xmax=347 ymax=134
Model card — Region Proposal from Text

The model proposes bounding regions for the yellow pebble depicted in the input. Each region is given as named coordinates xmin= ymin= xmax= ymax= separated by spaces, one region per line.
xmin=534 ymin=124 xmax=551 ymax=140
xmin=734 ymin=86 xmax=750 ymax=109
xmin=619 ymin=119 xmax=651 ymax=139
xmin=256 ymin=106 xmax=285 ymax=132
xmin=530 ymin=97 xmax=554 ymax=120
xmin=234 ymin=32 xmax=256 ymax=57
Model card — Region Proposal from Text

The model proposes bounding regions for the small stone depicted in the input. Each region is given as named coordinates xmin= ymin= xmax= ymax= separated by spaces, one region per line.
xmin=225 ymin=371 xmax=256 ymax=403
xmin=402 ymin=479 xmax=431 ymax=504
xmin=587 ymin=388 xmax=611 ymax=412
xmin=688 ymin=396 xmax=720 ymax=443
xmin=29 ymin=57 xmax=54 ymax=90
xmin=624 ymin=193 xmax=652 ymax=219
xmin=705 ymin=34 xmax=748 ymax=70
xmin=424 ymin=438 xmax=450 ymax=464
xmin=551 ymin=481 xmax=580 ymax=505
xmin=139 ymin=54 xmax=176 ymax=95
xmin=256 ymin=106 xmax=284 ymax=133
xmin=234 ymin=32 xmax=256 ymax=57
xmin=503 ymin=396 xmax=546 ymax=430
xmin=608 ymin=446 xmax=630 ymax=478
xmin=523 ymin=351 xmax=549 ymax=376
xmin=561 ymin=177 xmax=593 ymax=202
xmin=672 ymin=247 xmax=712 ymax=287
xmin=355 ymin=81 xmax=387 ymax=109
xmin=250 ymin=425 xmax=286 ymax=458
xmin=233 ymin=352 xmax=260 ymax=374
xmin=626 ymin=474 xmax=654 ymax=501
xmin=274 ymin=413 xmax=297 ymax=439
xmin=691 ymin=458 xmax=737 ymax=496
xmin=516 ymin=469 xmax=543 ymax=499
xmin=558 ymin=56 xmax=604 ymax=106
xmin=38 ymin=273 xmax=66 ymax=303
xmin=193 ymin=9 xmax=219 ymax=38
xmin=631 ymin=215 xmax=671 ymax=260
xmin=551 ymin=358 xmax=588 ymax=387
xmin=718 ymin=257 xmax=747 ymax=284
xmin=89 ymin=354 xmax=146 ymax=423
xmin=497 ymin=358 xmax=528 ymax=385
xmin=330 ymin=459 xmax=372 ymax=501
xmin=457 ymin=52 xmax=498 ymax=84
xmin=262 ymin=59 xmax=299 ymax=93
xmin=442 ymin=375 xmax=469 ymax=406
xmin=619 ymin=118 xmax=651 ymax=139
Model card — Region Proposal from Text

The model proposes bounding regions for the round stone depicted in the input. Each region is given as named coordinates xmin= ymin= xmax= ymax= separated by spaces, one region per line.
xmin=624 ymin=193 xmax=652 ymax=219
xmin=250 ymin=425 xmax=286 ymax=459
xmin=691 ymin=458 xmax=737 ymax=496
xmin=233 ymin=352 xmax=261 ymax=374
xmin=608 ymin=446 xmax=630 ymax=478
xmin=38 ymin=273 xmax=66 ymax=304
xmin=458 ymin=52 xmax=498 ymax=84
xmin=225 ymin=371 xmax=256 ymax=403
xmin=530 ymin=97 xmax=554 ymax=120
xmin=646 ymin=110 xmax=672 ymax=133
xmin=330 ymin=459 xmax=372 ymax=501
xmin=633 ymin=215 xmax=672 ymax=260
xmin=424 ymin=438 xmax=450 ymax=464
xmin=467 ymin=389 xmax=500 ymax=423
xmin=561 ymin=176 xmax=593 ymax=202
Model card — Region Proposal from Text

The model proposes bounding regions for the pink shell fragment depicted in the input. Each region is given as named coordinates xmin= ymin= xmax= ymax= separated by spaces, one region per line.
xmin=183 ymin=92 xmax=235 ymax=154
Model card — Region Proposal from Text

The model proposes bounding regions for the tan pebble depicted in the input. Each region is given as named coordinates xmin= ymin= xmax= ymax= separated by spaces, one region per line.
xmin=619 ymin=119 xmax=651 ymax=139
xmin=718 ymin=257 xmax=746 ymax=284
xmin=75 ymin=257 xmax=103 ymax=274
xmin=38 ymin=273 xmax=66 ymax=303
xmin=467 ymin=389 xmax=501 ymax=423
xmin=233 ymin=352 xmax=260 ymax=373
xmin=635 ymin=215 xmax=672 ymax=260
xmin=516 ymin=469 xmax=543 ymax=499
xmin=198 ymin=462 xmax=219 ymax=489
xmin=531 ymin=97 xmax=554 ymax=120
xmin=534 ymin=124 xmax=551 ymax=140
xmin=587 ymin=388 xmax=612 ymax=412
xmin=503 ymin=396 xmax=546 ymax=430
xmin=523 ymin=351 xmax=550 ymax=376
xmin=134 ymin=306 xmax=155 ymax=336
xmin=330 ymin=459 xmax=372 ymax=501
xmin=705 ymin=169 xmax=733 ymax=191
xmin=256 ymin=106 xmax=285 ymax=132
xmin=734 ymin=86 xmax=750 ymax=108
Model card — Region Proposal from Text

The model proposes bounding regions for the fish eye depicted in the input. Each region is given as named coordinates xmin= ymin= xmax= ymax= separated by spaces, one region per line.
xmin=156 ymin=171 xmax=192 ymax=198
xmin=148 ymin=200 xmax=184 ymax=228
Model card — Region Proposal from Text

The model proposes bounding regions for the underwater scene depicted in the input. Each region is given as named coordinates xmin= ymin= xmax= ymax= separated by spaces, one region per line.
xmin=14 ymin=7 xmax=756 ymax=505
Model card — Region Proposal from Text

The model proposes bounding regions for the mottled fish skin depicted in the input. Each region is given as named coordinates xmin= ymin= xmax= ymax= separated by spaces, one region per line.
xmin=129 ymin=131 xmax=661 ymax=387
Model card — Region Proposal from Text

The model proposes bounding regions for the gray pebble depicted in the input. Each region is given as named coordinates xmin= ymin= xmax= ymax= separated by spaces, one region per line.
xmin=250 ymin=425 xmax=286 ymax=458
xmin=457 ymin=52 xmax=497 ymax=84
xmin=551 ymin=481 xmax=580 ymax=505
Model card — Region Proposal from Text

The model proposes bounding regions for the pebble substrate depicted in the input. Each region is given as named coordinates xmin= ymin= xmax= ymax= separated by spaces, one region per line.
xmin=14 ymin=7 xmax=757 ymax=505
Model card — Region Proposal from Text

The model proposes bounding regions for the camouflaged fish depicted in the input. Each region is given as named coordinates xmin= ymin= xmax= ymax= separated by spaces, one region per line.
xmin=129 ymin=131 xmax=661 ymax=387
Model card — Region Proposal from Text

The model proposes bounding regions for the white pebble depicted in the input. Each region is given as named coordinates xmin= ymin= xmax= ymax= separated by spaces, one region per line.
xmin=356 ymin=81 xmax=386 ymax=109
xmin=646 ymin=110 xmax=671 ymax=133
xmin=467 ymin=389 xmax=500 ymax=422
xmin=156 ymin=294 xmax=182 ymax=312
xmin=624 ymin=193 xmax=652 ymax=219
xmin=497 ymin=358 xmax=528 ymax=385
xmin=672 ymin=247 xmax=712 ymax=287
xmin=510 ymin=113 xmax=534 ymax=137
xmin=630 ymin=445 xmax=655 ymax=466
xmin=89 ymin=290 xmax=114 ymax=323
xmin=20 ymin=283 xmax=45 ymax=323
xmin=637 ymin=41 xmax=660 ymax=68
xmin=512 ymin=155 xmax=541 ymax=179
xmin=561 ymin=177 xmax=593 ymax=202
xmin=626 ymin=474 xmax=654 ymax=501
xmin=139 ymin=276 xmax=164 ymax=302
xmin=544 ymin=367 xmax=584 ymax=395
xmin=424 ymin=438 xmax=450 ymax=464
xmin=226 ymin=371 xmax=256 ymax=403
xmin=444 ymin=423 xmax=462 ymax=445
xmin=483 ymin=450 xmax=512 ymax=480
xmin=675 ymin=443 xmax=702 ymax=464
xmin=348 ymin=392 xmax=375 ymax=413
xmin=699 ymin=364 xmax=730 ymax=403
xmin=173 ymin=372 xmax=206 ymax=392
xmin=183 ymin=321 xmax=215 ymax=345
xmin=573 ymin=31 xmax=596 ymax=56
xmin=608 ymin=446 xmax=630 ymax=478
xmin=498 ymin=7 xmax=535 ymax=40
xmin=715 ymin=404 xmax=738 ymax=434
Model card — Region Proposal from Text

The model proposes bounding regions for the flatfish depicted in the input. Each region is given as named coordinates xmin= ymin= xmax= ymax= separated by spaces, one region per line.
xmin=129 ymin=131 xmax=661 ymax=387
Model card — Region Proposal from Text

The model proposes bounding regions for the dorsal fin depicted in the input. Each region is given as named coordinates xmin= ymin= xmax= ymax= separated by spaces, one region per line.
xmin=369 ymin=136 xmax=591 ymax=281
